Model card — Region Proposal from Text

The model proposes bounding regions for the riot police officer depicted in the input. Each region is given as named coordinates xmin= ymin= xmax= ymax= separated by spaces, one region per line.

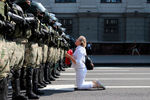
xmin=24 ymin=1 xmax=49 ymax=99
xmin=6 ymin=0 xmax=32 ymax=100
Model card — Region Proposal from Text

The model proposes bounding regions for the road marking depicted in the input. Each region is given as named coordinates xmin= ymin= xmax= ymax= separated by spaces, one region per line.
xmin=65 ymin=70 xmax=130 ymax=72
xmin=106 ymin=86 xmax=150 ymax=89
xmin=89 ymin=70 xmax=131 ymax=71
xmin=40 ymin=85 xmax=150 ymax=91
xmin=94 ymin=67 xmax=134 ymax=69
xmin=67 ymin=67 xmax=134 ymax=70
xmin=40 ymin=85 xmax=75 ymax=91
xmin=57 ymin=78 xmax=150 ymax=81
xmin=9 ymin=85 xmax=150 ymax=91
xmin=61 ymin=73 xmax=150 ymax=75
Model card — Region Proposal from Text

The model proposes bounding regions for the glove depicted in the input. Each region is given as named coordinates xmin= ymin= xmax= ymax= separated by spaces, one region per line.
xmin=5 ymin=21 xmax=15 ymax=32
xmin=0 ymin=20 xmax=5 ymax=28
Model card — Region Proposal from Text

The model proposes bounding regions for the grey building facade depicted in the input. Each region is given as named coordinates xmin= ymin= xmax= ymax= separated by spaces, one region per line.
xmin=34 ymin=0 xmax=150 ymax=54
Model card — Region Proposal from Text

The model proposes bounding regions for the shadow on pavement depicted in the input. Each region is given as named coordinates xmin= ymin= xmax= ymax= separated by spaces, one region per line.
xmin=74 ymin=88 xmax=105 ymax=91
xmin=40 ymin=88 xmax=105 ymax=97
xmin=41 ymin=90 xmax=74 ymax=96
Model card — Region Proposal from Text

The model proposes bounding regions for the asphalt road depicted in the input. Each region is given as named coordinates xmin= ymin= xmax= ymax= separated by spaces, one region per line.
xmin=39 ymin=67 xmax=150 ymax=100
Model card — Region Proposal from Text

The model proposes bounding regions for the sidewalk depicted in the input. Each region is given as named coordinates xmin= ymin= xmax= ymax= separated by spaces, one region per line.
xmin=90 ymin=55 xmax=150 ymax=65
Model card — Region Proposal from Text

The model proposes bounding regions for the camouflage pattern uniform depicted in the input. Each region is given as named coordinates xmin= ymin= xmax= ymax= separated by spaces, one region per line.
xmin=0 ymin=1 xmax=10 ymax=100
xmin=0 ymin=37 xmax=9 ymax=100
xmin=0 ymin=0 xmax=10 ymax=81
xmin=0 ymin=0 xmax=74 ymax=99
xmin=5 ymin=2 xmax=31 ymax=100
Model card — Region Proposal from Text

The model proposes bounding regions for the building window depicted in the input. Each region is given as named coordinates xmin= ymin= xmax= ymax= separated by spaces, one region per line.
xmin=55 ymin=0 xmax=76 ymax=3
xmin=59 ymin=19 xmax=73 ymax=34
xmin=101 ymin=0 xmax=121 ymax=3
xmin=148 ymin=0 xmax=150 ymax=3
xmin=104 ymin=19 xmax=118 ymax=34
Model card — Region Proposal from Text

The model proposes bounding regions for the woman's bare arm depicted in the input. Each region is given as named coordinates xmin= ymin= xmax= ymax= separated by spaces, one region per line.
xmin=65 ymin=53 xmax=76 ymax=64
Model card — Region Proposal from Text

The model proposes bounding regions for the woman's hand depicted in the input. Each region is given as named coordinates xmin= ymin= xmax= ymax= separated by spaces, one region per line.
xmin=65 ymin=53 xmax=76 ymax=64
xmin=65 ymin=53 xmax=70 ymax=58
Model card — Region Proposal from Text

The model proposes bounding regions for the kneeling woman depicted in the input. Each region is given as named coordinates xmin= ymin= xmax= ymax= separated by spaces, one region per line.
xmin=66 ymin=36 xmax=105 ymax=90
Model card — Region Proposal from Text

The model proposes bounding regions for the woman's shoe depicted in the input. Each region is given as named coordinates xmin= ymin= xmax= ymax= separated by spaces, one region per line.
xmin=96 ymin=81 xmax=106 ymax=90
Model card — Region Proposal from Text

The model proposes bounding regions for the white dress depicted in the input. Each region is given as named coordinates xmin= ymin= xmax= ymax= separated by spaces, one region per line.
xmin=71 ymin=45 xmax=93 ymax=89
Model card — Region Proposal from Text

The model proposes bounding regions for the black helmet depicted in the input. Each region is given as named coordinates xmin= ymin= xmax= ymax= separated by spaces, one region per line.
xmin=65 ymin=35 xmax=75 ymax=49
xmin=58 ymin=27 xmax=66 ymax=35
xmin=26 ymin=1 xmax=46 ymax=16
xmin=15 ymin=0 xmax=31 ymax=11
xmin=53 ymin=22 xmax=62 ymax=28
xmin=42 ymin=12 xmax=51 ymax=24
xmin=49 ymin=13 xmax=58 ymax=22
xmin=43 ymin=12 xmax=58 ymax=24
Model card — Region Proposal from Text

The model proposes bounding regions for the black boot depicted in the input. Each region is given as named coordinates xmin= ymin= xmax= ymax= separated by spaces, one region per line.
xmin=0 ymin=78 xmax=8 ymax=100
xmin=11 ymin=70 xmax=28 ymax=100
xmin=26 ymin=67 xmax=39 ymax=99
xmin=60 ymin=62 xmax=66 ymax=71
xmin=37 ymin=67 xmax=46 ymax=88
xmin=48 ymin=67 xmax=56 ymax=81
xmin=57 ymin=66 xmax=61 ymax=71
xmin=38 ymin=67 xmax=46 ymax=87
xmin=51 ymin=63 xmax=59 ymax=78
xmin=57 ymin=61 xmax=61 ymax=72
xmin=49 ymin=75 xmax=56 ymax=81
xmin=52 ymin=68 xmax=59 ymax=78
xmin=33 ymin=68 xmax=44 ymax=95
xmin=60 ymin=66 xmax=65 ymax=71
xmin=58 ymin=60 xmax=65 ymax=71
xmin=43 ymin=80 xmax=49 ymax=85
xmin=20 ymin=67 xmax=26 ymax=90
xmin=56 ymin=67 xmax=61 ymax=76
xmin=44 ymin=63 xmax=51 ymax=84
xmin=37 ymin=84 xmax=45 ymax=88
xmin=42 ymin=64 xmax=49 ymax=84
xmin=56 ymin=63 xmax=61 ymax=77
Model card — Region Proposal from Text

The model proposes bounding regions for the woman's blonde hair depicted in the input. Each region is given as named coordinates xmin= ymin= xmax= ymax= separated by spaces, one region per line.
xmin=79 ymin=36 xmax=87 ymax=47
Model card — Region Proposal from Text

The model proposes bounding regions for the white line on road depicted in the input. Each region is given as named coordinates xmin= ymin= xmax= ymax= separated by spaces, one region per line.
xmin=40 ymin=85 xmax=75 ymax=91
xmin=67 ymin=67 xmax=134 ymax=70
xmin=65 ymin=70 xmax=130 ymax=72
xmin=106 ymin=86 xmax=150 ymax=89
xmin=94 ymin=67 xmax=134 ymax=69
xmin=61 ymin=73 xmax=150 ymax=75
xmin=57 ymin=78 xmax=150 ymax=81
xmin=40 ymin=85 xmax=150 ymax=91
xmin=88 ymin=70 xmax=131 ymax=71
